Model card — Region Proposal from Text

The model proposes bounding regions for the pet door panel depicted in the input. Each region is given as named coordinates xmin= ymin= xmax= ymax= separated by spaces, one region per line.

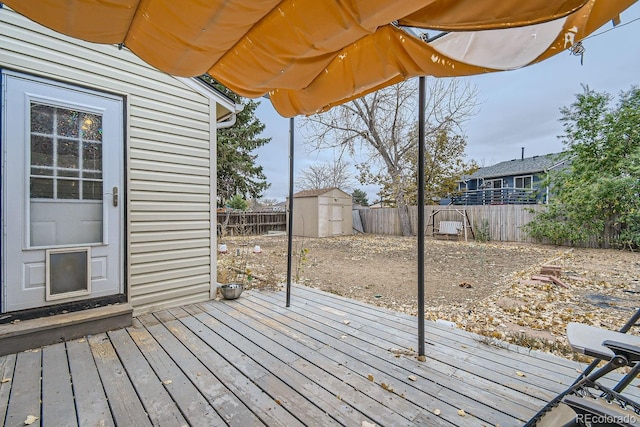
xmin=46 ymin=248 xmax=91 ymax=300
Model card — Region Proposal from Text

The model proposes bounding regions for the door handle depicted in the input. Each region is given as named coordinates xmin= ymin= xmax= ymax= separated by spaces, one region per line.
xmin=112 ymin=187 xmax=118 ymax=207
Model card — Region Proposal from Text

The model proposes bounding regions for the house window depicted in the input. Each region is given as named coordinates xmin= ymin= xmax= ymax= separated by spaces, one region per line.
xmin=486 ymin=179 xmax=502 ymax=188
xmin=515 ymin=175 xmax=533 ymax=189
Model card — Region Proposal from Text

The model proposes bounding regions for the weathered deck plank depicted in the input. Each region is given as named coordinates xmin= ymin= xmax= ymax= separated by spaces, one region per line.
xmin=137 ymin=312 xmax=264 ymax=427
xmin=175 ymin=305 xmax=344 ymax=427
xmin=88 ymin=333 xmax=152 ymax=427
xmin=186 ymin=303 xmax=404 ymax=427
xmin=4 ymin=350 xmax=41 ymax=427
xmin=199 ymin=300 xmax=464 ymax=426
xmin=161 ymin=308 xmax=304 ymax=427
xmin=223 ymin=293 xmax=522 ymax=426
xmin=42 ymin=343 xmax=78 ymax=427
xmin=66 ymin=338 xmax=115 ymax=427
xmin=0 ymin=354 xmax=17 ymax=424
xmin=126 ymin=319 xmax=225 ymax=427
xmin=108 ymin=328 xmax=188 ymax=427
xmin=185 ymin=303 xmax=379 ymax=426
xmin=288 ymin=285 xmax=640 ymax=397
xmin=2 ymin=286 xmax=639 ymax=427
xmin=279 ymin=285 xmax=579 ymax=384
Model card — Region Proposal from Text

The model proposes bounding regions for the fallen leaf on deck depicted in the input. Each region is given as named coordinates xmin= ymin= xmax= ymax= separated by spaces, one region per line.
xmin=408 ymin=375 xmax=417 ymax=381
xmin=78 ymin=338 xmax=86 ymax=343
xmin=361 ymin=421 xmax=376 ymax=427
xmin=457 ymin=409 xmax=466 ymax=417
xmin=343 ymin=320 xmax=351 ymax=325
xmin=163 ymin=379 xmax=172 ymax=385
xmin=433 ymin=409 xmax=441 ymax=416
xmin=417 ymin=355 xmax=426 ymax=362
xmin=24 ymin=415 xmax=39 ymax=425
xmin=367 ymin=374 xmax=374 ymax=382
xmin=1 ymin=378 xmax=11 ymax=383
xmin=516 ymin=371 xmax=526 ymax=377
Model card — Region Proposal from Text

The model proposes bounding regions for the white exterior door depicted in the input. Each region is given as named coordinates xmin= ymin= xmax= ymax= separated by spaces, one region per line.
xmin=1 ymin=71 xmax=123 ymax=312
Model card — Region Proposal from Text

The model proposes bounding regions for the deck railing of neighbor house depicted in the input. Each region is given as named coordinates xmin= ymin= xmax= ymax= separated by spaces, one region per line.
xmin=450 ymin=188 xmax=539 ymax=205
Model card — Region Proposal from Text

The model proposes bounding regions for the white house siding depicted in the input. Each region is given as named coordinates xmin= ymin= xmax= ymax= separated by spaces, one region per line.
xmin=1 ymin=8 xmax=221 ymax=315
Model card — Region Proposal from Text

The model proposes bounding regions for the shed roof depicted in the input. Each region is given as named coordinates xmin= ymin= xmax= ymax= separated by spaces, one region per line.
xmin=293 ymin=188 xmax=350 ymax=198
xmin=465 ymin=153 xmax=567 ymax=180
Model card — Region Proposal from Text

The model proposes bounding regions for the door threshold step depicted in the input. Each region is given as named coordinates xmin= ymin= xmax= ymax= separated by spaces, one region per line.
xmin=0 ymin=303 xmax=133 ymax=356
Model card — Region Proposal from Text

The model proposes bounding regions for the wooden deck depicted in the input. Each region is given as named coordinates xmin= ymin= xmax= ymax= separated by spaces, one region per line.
xmin=1 ymin=286 xmax=638 ymax=426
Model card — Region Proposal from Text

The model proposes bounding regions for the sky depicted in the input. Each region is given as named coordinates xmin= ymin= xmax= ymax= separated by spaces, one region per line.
xmin=253 ymin=4 xmax=640 ymax=202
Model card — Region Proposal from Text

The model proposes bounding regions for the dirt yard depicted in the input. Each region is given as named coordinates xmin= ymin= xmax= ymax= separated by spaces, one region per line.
xmin=217 ymin=233 xmax=640 ymax=357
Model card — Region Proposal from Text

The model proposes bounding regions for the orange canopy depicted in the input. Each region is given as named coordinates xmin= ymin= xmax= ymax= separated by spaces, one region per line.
xmin=4 ymin=0 xmax=636 ymax=117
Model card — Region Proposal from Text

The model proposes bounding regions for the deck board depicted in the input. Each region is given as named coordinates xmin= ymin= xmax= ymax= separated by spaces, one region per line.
xmin=126 ymin=318 xmax=225 ymax=427
xmin=88 ymin=333 xmax=153 ymax=427
xmin=228 ymin=293 xmax=525 ymax=425
xmin=5 ymin=350 xmax=41 ymax=427
xmin=137 ymin=312 xmax=265 ymax=427
xmin=108 ymin=328 xmax=188 ymax=427
xmin=0 ymin=354 xmax=17 ymax=424
xmin=162 ymin=307 xmax=303 ymax=427
xmin=2 ymin=286 xmax=640 ymax=427
xmin=42 ymin=343 xmax=78 ymax=427
xmin=189 ymin=303 xmax=419 ymax=427
xmin=176 ymin=306 xmax=342 ymax=427
xmin=66 ymin=338 xmax=115 ymax=427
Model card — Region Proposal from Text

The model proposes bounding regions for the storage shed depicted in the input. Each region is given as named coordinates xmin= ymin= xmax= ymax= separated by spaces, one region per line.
xmin=0 ymin=6 xmax=237 ymax=348
xmin=291 ymin=188 xmax=353 ymax=237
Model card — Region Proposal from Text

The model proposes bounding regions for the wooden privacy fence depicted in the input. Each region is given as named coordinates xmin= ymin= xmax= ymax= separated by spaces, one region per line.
xmin=217 ymin=211 xmax=287 ymax=236
xmin=357 ymin=205 xmax=547 ymax=243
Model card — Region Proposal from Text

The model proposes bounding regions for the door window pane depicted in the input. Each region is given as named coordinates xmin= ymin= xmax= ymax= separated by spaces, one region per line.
xmin=30 ymin=178 xmax=54 ymax=198
xmin=81 ymin=114 xmax=102 ymax=141
xmin=56 ymin=109 xmax=80 ymax=137
xmin=30 ymin=104 xmax=54 ymax=133
xmin=83 ymin=181 xmax=103 ymax=200
xmin=83 ymin=142 xmax=102 ymax=171
xmin=31 ymin=135 xmax=54 ymax=166
xmin=57 ymin=138 xmax=80 ymax=169
xmin=57 ymin=179 xmax=80 ymax=199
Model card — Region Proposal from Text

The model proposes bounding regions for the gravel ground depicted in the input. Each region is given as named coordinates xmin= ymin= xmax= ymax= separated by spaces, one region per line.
xmin=217 ymin=233 xmax=640 ymax=358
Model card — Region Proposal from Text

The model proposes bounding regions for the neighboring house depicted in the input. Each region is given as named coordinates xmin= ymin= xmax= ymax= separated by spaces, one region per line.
xmin=0 ymin=7 xmax=238 ymax=342
xmin=453 ymin=153 xmax=568 ymax=205
xmin=291 ymin=188 xmax=353 ymax=237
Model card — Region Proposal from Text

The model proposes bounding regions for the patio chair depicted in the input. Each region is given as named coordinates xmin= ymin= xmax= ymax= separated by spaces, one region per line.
xmin=526 ymin=307 xmax=640 ymax=427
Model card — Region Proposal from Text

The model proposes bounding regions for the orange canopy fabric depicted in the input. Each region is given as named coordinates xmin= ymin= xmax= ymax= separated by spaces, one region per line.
xmin=4 ymin=0 xmax=636 ymax=117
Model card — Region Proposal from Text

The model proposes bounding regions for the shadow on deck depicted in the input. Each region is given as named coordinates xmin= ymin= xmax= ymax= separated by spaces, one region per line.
xmin=1 ymin=286 xmax=638 ymax=426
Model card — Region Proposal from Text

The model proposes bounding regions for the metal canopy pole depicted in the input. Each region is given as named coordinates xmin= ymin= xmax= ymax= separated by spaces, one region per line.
xmin=417 ymin=76 xmax=426 ymax=357
xmin=286 ymin=117 xmax=294 ymax=307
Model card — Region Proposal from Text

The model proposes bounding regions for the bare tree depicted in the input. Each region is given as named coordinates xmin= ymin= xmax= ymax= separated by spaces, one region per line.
xmin=303 ymin=78 xmax=478 ymax=236
xmin=295 ymin=158 xmax=355 ymax=191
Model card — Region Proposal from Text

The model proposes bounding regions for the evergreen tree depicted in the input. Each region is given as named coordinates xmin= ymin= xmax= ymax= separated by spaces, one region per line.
xmin=352 ymin=189 xmax=369 ymax=206
xmin=201 ymin=77 xmax=271 ymax=205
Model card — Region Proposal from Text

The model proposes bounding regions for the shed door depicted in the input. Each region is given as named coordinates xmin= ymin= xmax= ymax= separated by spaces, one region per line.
xmin=331 ymin=204 xmax=343 ymax=235
xmin=1 ymin=72 xmax=123 ymax=312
